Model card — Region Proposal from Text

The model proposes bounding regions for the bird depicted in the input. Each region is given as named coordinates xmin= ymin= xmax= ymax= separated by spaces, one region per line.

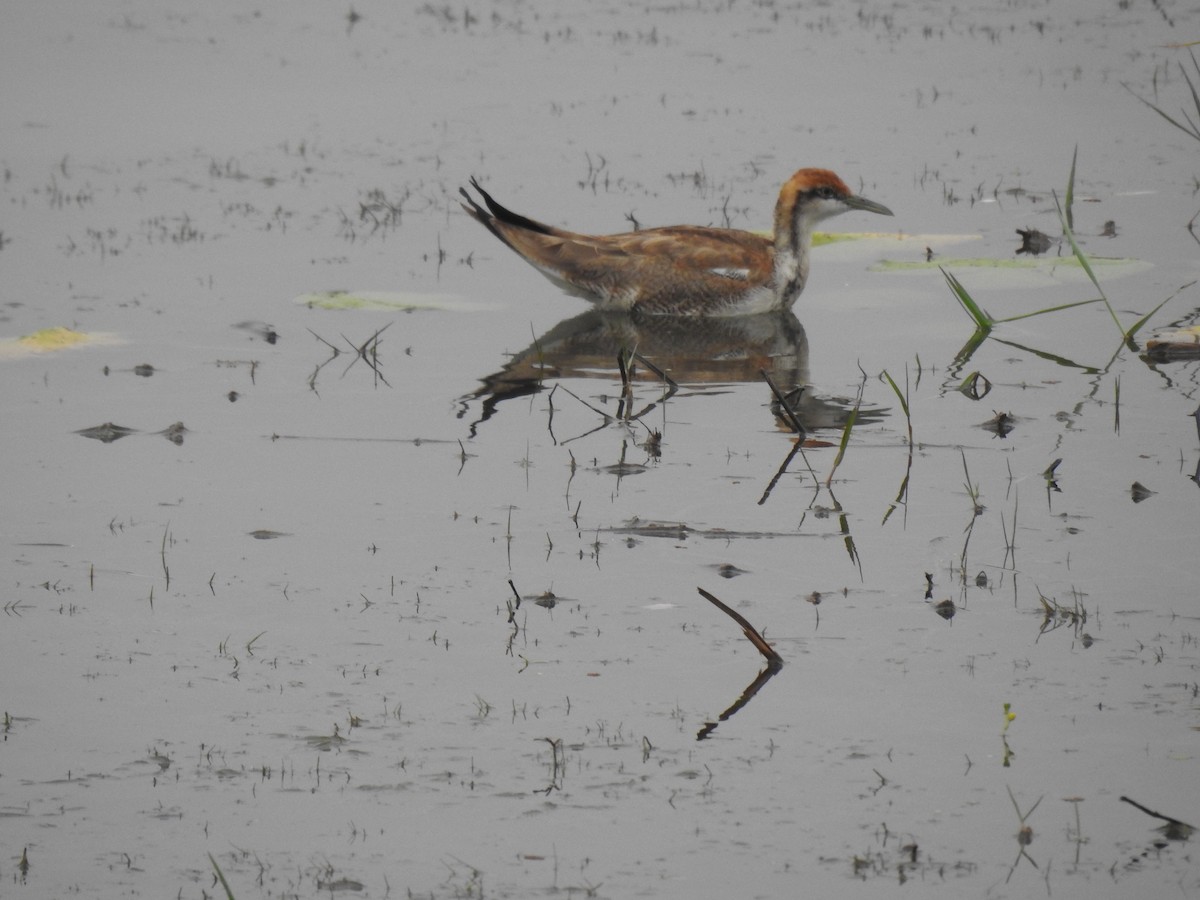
xmin=459 ymin=168 xmax=892 ymax=317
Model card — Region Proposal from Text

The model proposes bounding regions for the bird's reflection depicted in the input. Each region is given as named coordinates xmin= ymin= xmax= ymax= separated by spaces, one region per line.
xmin=459 ymin=308 xmax=879 ymax=436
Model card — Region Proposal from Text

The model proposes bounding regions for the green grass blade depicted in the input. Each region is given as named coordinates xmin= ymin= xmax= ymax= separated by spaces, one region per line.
xmin=825 ymin=374 xmax=865 ymax=487
xmin=988 ymin=336 xmax=1101 ymax=374
xmin=952 ymin=328 xmax=990 ymax=368
xmin=1053 ymin=188 xmax=1124 ymax=335
xmin=880 ymin=369 xmax=909 ymax=419
xmin=1122 ymin=82 xmax=1200 ymax=141
xmin=1123 ymin=294 xmax=1176 ymax=341
xmin=941 ymin=267 xmax=993 ymax=329
xmin=1181 ymin=50 xmax=1200 ymax=124
xmin=1065 ymin=145 xmax=1077 ymax=233
xmin=208 ymin=854 xmax=237 ymax=900
xmin=992 ymin=297 xmax=1103 ymax=323
xmin=829 ymin=400 xmax=858 ymax=473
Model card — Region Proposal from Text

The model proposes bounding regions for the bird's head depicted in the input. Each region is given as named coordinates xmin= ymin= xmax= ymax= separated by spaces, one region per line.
xmin=776 ymin=168 xmax=893 ymax=240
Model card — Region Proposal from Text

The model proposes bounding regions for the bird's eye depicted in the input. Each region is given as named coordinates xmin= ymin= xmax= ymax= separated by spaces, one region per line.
xmin=817 ymin=187 xmax=836 ymax=200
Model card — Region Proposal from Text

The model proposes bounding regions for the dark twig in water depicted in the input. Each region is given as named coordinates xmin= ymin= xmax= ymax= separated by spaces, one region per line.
xmin=1120 ymin=795 xmax=1196 ymax=838
xmin=757 ymin=442 xmax=802 ymax=507
xmin=307 ymin=327 xmax=340 ymax=354
xmin=1004 ymin=786 xmax=1043 ymax=883
xmin=555 ymin=383 xmax=614 ymax=424
xmin=696 ymin=662 xmax=781 ymax=741
xmin=761 ymin=370 xmax=805 ymax=438
xmin=340 ymin=322 xmax=394 ymax=388
xmin=617 ymin=347 xmax=635 ymax=414
xmin=697 ymin=587 xmax=783 ymax=667
xmin=634 ymin=352 xmax=677 ymax=392
xmin=160 ymin=521 xmax=171 ymax=591
xmin=505 ymin=579 xmax=522 ymax=626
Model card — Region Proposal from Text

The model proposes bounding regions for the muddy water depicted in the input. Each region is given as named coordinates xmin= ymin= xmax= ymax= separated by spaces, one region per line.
xmin=3 ymin=2 xmax=1199 ymax=898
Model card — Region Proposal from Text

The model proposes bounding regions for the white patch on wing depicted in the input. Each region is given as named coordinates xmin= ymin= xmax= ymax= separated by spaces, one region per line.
xmin=709 ymin=267 xmax=750 ymax=281
xmin=528 ymin=261 xmax=638 ymax=310
xmin=709 ymin=284 xmax=780 ymax=316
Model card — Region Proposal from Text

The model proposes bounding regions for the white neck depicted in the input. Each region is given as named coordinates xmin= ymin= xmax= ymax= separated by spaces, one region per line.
xmin=773 ymin=234 xmax=810 ymax=308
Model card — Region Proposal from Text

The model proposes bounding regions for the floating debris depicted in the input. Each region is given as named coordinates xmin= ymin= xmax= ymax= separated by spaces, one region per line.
xmin=982 ymin=410 xmax=1016 ymax=437
xmin=613 ymin=519 xmax=691 ymax=540
xmin=233 ymin=321 xmax=279 ymax=343
xmin=610 ymin=518 xmax=810 ymax=541
xmin=597 ymin=461 xmax=648 ymax=476
xmin=641 ymin=429 xmax=662 ymax=458
xmin=715 ymin=563 xmax=748 ymax=579
xmin=1130 ymin=482 xmax=1155 ymax=503
xmin=75 ymin=422 xmax=138 ymax=443
xmin=1144 ymin=325 xmax=1200 ymax=360
xmin=932 ymin=598 xmax=957 ymax=620
xmin=157 ymin=422 xmax=188 ymax=445
xmin=1015 ymin=227 xmax=1057 ymax=256
xmin=248 ymin=530 xmax=291 ymax=540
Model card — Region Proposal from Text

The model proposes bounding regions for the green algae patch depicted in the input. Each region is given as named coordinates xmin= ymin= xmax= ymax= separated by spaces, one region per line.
xmin=875 ymin=254 xmax=1152 ymax=288
xmin=813 ymin=230 xmax=905 ymax=246
xmin=877 ymin=255 xmax=1144 ymax=272
xmin=751 ymin=229 xmax=916 ymax=246
xmin=294 ymin=290 xmax=489 ymax=312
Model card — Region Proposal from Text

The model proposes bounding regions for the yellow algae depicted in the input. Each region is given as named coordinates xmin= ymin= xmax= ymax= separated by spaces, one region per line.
xmin=1 ymin=327 xmax=119 ymax=359
xmin=19 ymin=326 xmax=90 ymax=350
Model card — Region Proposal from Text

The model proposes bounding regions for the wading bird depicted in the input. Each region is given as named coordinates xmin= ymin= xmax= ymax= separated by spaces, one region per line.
xmin=460 ymin=168 xmax=892 ymax=316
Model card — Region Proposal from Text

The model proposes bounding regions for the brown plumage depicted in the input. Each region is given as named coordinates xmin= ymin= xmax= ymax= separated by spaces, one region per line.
xmin=459 ymin=168 xmax=892 ymax=316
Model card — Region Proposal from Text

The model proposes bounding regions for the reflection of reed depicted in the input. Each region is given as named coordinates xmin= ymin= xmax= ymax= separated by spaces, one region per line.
xmin=459 ymin=308 xmax=881 ymax=435
xmin=696 ymin=663 xmax=782 ymax=742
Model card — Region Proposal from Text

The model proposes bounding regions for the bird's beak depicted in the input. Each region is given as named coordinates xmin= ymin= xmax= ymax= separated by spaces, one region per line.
xmin=845 ymin=195 xmax=893 ymax=217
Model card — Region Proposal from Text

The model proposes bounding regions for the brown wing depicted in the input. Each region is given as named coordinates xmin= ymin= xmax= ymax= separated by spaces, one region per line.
xmin=461 ymin=180 xmax=775 ymax=311
xmin=534 ymin=227 xmax=775 ymax=311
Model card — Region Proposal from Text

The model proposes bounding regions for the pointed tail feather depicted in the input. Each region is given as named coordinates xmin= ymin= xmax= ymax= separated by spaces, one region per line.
xmin=460 ymin=177 xmax=560 ymax=237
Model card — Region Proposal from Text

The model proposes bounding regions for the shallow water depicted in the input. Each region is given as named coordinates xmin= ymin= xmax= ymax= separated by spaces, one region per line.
xmin=3 ymin=2 xmax=1200 ymax=898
